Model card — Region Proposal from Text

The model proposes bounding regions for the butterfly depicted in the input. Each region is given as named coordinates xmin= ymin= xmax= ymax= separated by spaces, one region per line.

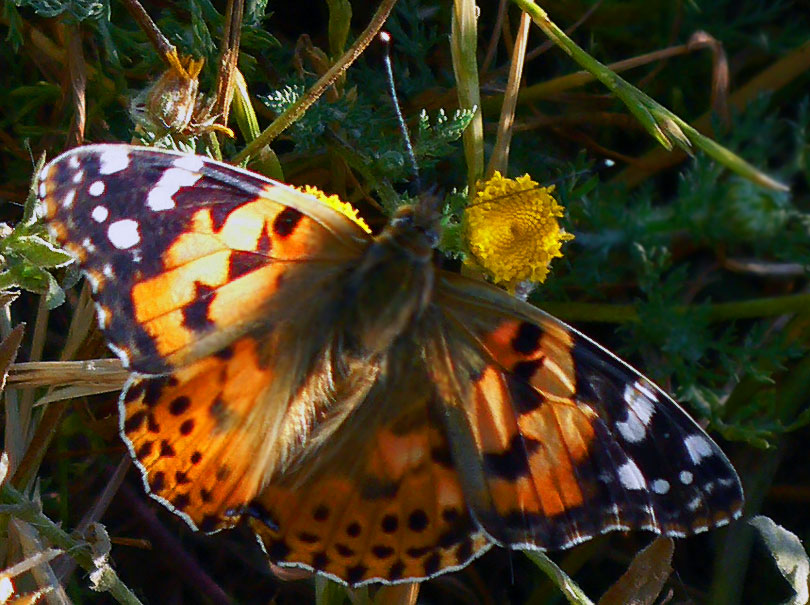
xmin=38 ymin=144 xmax=743 ymax=587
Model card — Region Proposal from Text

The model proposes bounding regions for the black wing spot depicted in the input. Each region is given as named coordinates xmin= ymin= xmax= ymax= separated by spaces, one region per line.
xmin=142 ymin=379 xmax=165 ymax=407
xmin=388 ymin=560 xmax=405 ymax=581
xmin=147 ymin=413 xmax=160 ymax=433
xmin=179 ymin=419 xmax=195 ymax=435
xmin=423 ymin=552 xmax=441 ymax=576
xmin=297 ymin=531 xmax=320 ymax=544
xmin=456 ymin=537 xmax=474 ymax=562
xmin=228 ymin=250 xmax=266 ymax=280
xmin=512 ymin=321 xmax=543 ymax=354
xmin=371 ymin=545 xmax=394 ymax=559
xmin=123 ymin=381 xmax=145 ymax=404
xmin=346 ymin=564 xmax=368 ymax=585
xmin=482 ymin=434 xmax=540 ymax=480
xmin=182 ymin=282 xmax=216 ymax=331
xmin=381 ymin=514 xmax=398 ymax=533
xmin=150 ymin=471 xmax=165 ymax=492
xmin=136 ymin=441 xmax=154 ymax=460
xmin=159 ymin=440 xmax=176 ymax=457
xmin=124 ymin=411 xmax=146 ymax=433
xmin=408 ymin=509 xmax=429 ymax=532
xmin=172 ymin=493 xmax=190 ymax=511
xmin=346 ymin=522 xmax=362 ymax=537
xmin=312 ymin=552 xmax=329 ymax=570
xmin=313 ymin=505 xmax=330 ymax=521
xmin=169 ymin=396 xmax=191 ymax=416
xmin=273 ymin=207 xmax=303 ymax=238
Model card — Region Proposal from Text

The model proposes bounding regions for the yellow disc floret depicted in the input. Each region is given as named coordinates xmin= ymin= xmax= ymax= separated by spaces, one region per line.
xmin=297 ymin=185 xmax=372 ymax=234
xmin=464 ymin=172 xmax=574 ymax=287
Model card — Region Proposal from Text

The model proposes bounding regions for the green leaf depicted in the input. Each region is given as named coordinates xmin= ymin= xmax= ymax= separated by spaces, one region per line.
xmin=14 ymin=235 xmax=74 ymax=268
xmin=750 ymin=516 xmax=810 ymax=605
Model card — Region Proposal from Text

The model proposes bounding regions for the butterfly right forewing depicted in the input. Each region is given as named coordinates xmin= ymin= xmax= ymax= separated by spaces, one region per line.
xmin=429 ymin=272 xmax=743 ymax=550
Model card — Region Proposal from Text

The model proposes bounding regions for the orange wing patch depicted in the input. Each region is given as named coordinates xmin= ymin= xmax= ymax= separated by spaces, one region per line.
xmin=131 ymin=194 xmax=358 ymax=369
xmin=249 ymin=391 xmax=491 ymax=586
xmin=121 ymin=335 xmax=277 ymax=531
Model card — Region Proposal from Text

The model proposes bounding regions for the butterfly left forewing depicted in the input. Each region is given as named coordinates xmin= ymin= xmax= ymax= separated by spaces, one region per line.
xmin=39 ymin=144 xmax=367 ymax=374
xmin=430 ymin=272 xmax=743 ymax=550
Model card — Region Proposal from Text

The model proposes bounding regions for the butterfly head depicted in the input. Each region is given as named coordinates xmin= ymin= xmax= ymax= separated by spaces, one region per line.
xmin=383 ymin=194 xmax=442 ymax=256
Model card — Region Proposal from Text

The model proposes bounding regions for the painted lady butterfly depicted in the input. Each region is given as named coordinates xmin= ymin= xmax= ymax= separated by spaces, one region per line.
xmin=38 ymin=144 xmax=743 ymax=586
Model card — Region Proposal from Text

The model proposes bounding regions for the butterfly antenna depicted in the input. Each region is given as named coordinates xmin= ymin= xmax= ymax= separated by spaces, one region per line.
xmin=380 ymin=32 xmax=421 ymax=194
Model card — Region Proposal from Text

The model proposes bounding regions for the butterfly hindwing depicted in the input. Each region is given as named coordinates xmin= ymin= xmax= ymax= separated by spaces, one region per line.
xmin=39 ymin=144 xmax=366 ymax=374
xmin=432 ymin=272 xmax=743 ymax=549
xmin=249 ymin=340 xmax=491 ymax=586
xmin=120 ymin=333 xmax=283 ymax=531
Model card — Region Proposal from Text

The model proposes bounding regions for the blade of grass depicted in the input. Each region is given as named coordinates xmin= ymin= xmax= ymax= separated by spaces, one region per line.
xmin=511 ymin=0 xmax=788 ymax=191
xmin=487 ymin=10 xmax=530 ymax=176
xmin=451 ymin=0 xmax=484 ymax=190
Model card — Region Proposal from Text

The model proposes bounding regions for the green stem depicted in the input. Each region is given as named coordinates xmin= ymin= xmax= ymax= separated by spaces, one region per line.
xmin=0 ymin=483 xmax=143 ymax=605
xmin=524 ymin=552 xmax=595 ymax=605
xmin=509 ymin=0 xmax=787 ymax=191
xmin=537 ymin=293 xmax=810 ymax=324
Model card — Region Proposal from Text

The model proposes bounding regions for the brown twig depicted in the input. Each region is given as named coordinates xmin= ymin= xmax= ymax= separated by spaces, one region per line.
xmin=231 ymin=0 xmax=399 ymax=164
xmin=211 ymin=0 xmax=244 ymax=129
xmin=119 ymin=0 xmax=176 ymax=66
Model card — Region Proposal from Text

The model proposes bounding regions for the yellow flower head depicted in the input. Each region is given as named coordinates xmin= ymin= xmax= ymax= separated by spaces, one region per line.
xmin=464 ymin=172 xmax=574 ymax=287
xmin=297 ymin=185 xmax=372 ymax=234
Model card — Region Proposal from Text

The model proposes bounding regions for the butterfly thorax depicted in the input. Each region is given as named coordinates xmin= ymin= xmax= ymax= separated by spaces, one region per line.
xmin=341 ymin=204 xmax=439 ymax=356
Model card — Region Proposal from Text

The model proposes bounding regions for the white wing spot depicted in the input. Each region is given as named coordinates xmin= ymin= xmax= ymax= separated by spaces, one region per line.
xmin=617 ymin=460 xmax=646 ymax=490
xmin=634 ymin=378 xmax=658 ymax=401
xmin=62 ymin=189 xmax=76 ymax=209
xmin=68 ymin=155 xmax=80 ymax=169
xmin=102 ymin=264 xmax=114 ymax=278
xmin=89 ymin=181 xmax=105 ymax=196
xmin=173 ymin=155 xmax=205 ymax=171
xmin=98 ymin=147 xmax=130 ymax=175
xmin=615 ymin=382 xmax=656 ymax=443
xmin=72 ymin=170 xmax=84 ymax=184
xmin=687 ymin=496 xmax=702 ymax=511
xmin=146 ymin=168 xmax=202 ymax=211
xmin=107 ymin=219 xmax=141 ymax=249
xmin=38 ymin=181 xmax=47 ymax=198
xmin=84 ymin=271 xmax=100 ymax=293
xmin=91 ymin=205 xmax=109 ymax=223
xmin=81 ymin=237 xmax=96 ymax=253
xmin=107 ymin=342 xmax=131 ymax=367
xmin=679 ymin=470 xmax=694 ymax=485
xmin=95 ymin=303 xmax=110 ymax=329
xmin=684 ymin=434 xmax=713 ymax=465
xmin=651 ymin=478 xmax=670 ymax=494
